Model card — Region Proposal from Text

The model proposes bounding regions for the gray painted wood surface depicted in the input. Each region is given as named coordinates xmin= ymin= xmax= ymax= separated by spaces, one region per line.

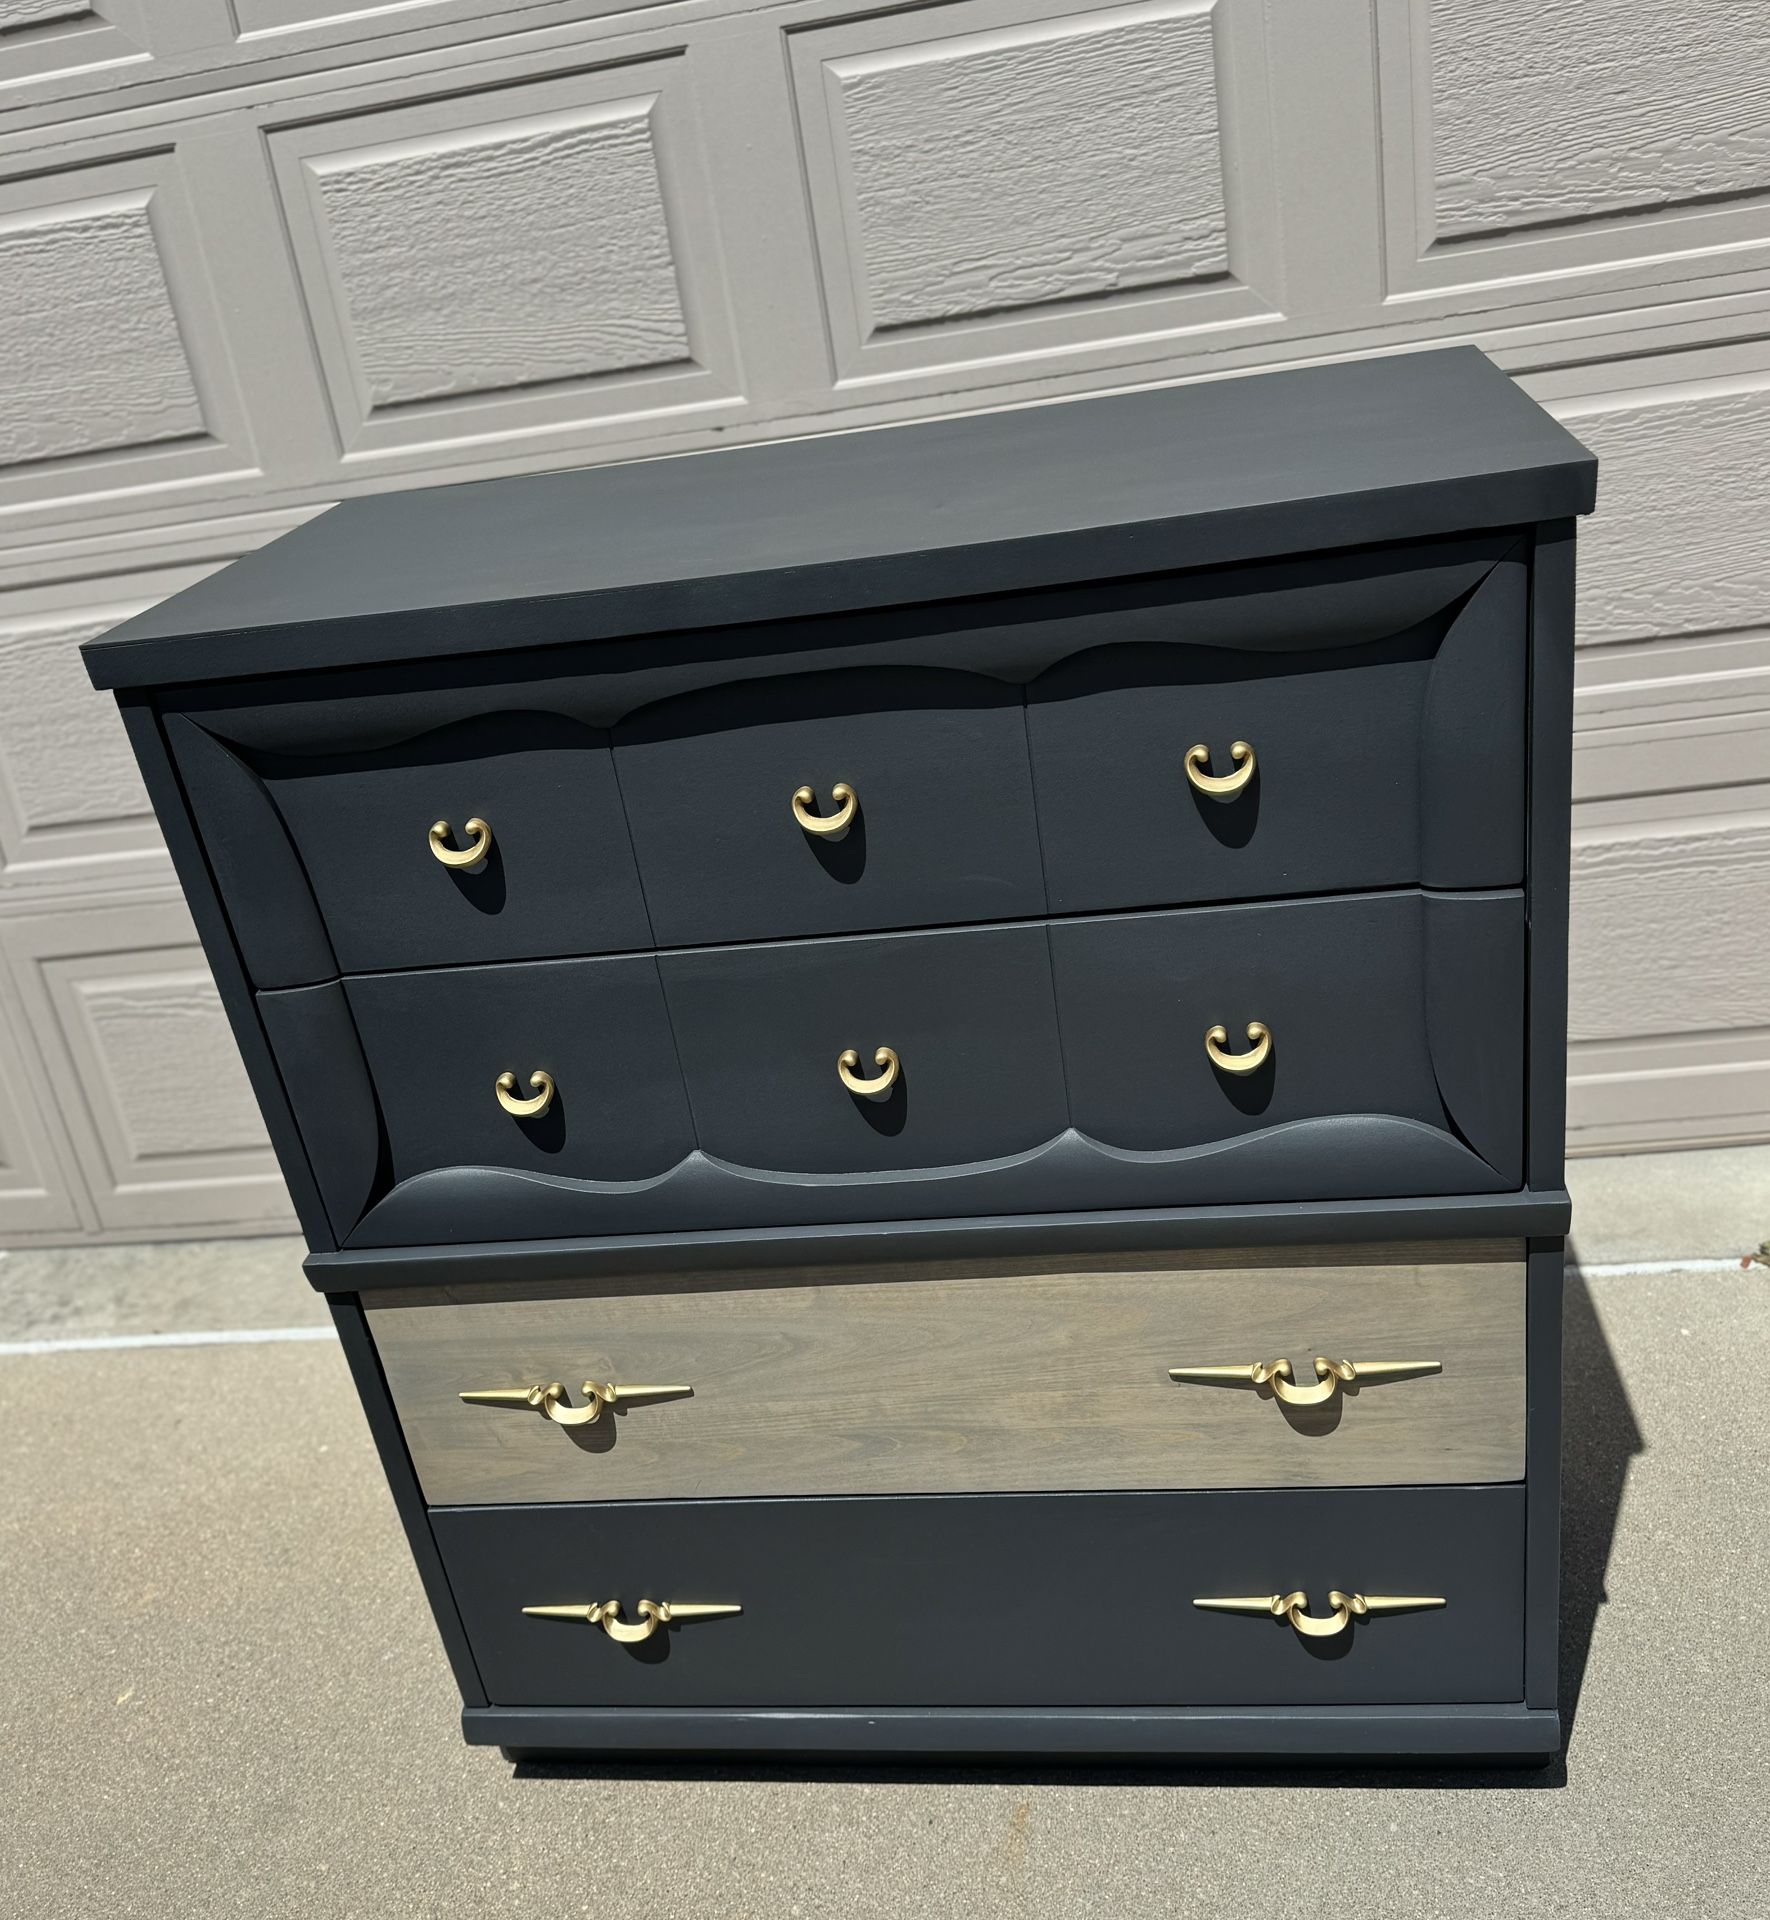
xmin=370 ymin=1242 xmax=1526 ymax=1504
xmin=472 ymin=1702 xmax=1563 ymax=1761
xmin=81 ymin=348 xmax=1570 ymax=1760
xmin=433 ymin=1483 xmax=1527 ymax=1708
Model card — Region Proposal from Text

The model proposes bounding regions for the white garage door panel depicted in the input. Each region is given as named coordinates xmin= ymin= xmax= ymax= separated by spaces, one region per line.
xmin=0 ymin=0 xmax=1761 ymax=1241
xmin=0 ymin=988 xmax=84 ymax=1237
xmin=1426 ymin=0 xmax=1770 ymax=239
xmin=0 ymin=902 xmax=296 ymax=1237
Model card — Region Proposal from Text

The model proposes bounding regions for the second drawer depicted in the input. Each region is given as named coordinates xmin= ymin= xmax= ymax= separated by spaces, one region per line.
xmin=370 ymin=1242 xmax=1525 ymax=1505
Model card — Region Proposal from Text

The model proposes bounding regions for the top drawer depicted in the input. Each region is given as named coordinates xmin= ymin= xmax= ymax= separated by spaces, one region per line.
xmin=611 ymin=665 xmax=1047 ymax=948
xmin=166 ymin=706 xmax=653 ymax=986
xmin=1026 ymin=539 xmax=1527 ymax=913
xmin=162 ymin=535 xmax=1526 ymax=985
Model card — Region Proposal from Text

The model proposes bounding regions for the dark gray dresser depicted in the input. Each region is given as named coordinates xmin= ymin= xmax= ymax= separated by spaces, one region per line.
xmin=84 ymin=347 xmax=1596 ymax=1765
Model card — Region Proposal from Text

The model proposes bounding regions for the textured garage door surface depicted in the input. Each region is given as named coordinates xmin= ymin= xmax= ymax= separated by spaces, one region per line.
xmin=0 ymin=0 xmax=1765 ymax=1241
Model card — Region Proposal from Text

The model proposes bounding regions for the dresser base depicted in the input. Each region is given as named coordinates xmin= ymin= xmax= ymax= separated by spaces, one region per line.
xmin=471 ymin=1704 xmax=1561 ymax=1765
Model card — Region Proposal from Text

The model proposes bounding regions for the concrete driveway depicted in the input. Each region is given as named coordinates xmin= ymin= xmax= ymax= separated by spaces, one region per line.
xmin=3 ymin=1146 xmax=1767 ymax=1919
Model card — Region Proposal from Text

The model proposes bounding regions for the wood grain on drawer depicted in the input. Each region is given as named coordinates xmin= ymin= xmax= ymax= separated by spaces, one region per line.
xmin=369 ymin=1241 xmax=1526 ymax=1505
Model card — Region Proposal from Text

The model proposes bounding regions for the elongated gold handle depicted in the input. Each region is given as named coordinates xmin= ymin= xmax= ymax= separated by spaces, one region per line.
xmin=1195 ymin=1590 xmax=1445 ymax=1640
xmin=459 ymin=1379 xmax=692 ymax=1425
xmin=1184 ymin=741 xmax=1255 ymax=798
xmin=793 ymin=782 xmax=858 ymax=836
xmin=429 ymin=817 xmax=492 ymax=867
xmin=1168 ymin=1356 xmax=1440 ymax=1407
xmin=838 ymin=1044 xmax=900 ymax=1096
xmin=1205 ymin=1020 xmax=1271 ymax=1074
xmin=522 ymin=1598 xmax=741 ymax=1643
xmin=495 ymin=1069 xmax=555 ymax=1118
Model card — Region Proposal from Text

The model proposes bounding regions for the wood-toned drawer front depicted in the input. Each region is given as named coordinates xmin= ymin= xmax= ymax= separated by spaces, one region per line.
xmin=166 ymin=710 xmax=652 ymax=985
xmin=433 ymin=1485 xmax=1526 ymax=1707
xmin=1026 ymin=539 xmax=1526 ymax=915
xmin=1051 ymin=889 xmax=1525 ymax=1186
xmin=656 ymin=922 xmax=1069 ymax=1176
xmin=613 ymin=666 xmax=1048 ymax=947
xmin=371 ymin=1244 xmax=1525 ymax=1505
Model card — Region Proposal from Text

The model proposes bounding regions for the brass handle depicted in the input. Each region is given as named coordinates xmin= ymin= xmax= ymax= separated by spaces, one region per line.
xmin=1195 ymin=1591 xmax=1445 ymax=1640
xmin=1168 ymin=1357 xmax=1441 ymax=1407
xmin=838 ymin=1044 xmax=900 ymax=1096
xmin=1184 ymin=741 xmax=1255 ymax=798
xmin=1205 ymin=1021 xmax=1271 ymax=1074
xmin=429 ymin=817 xmax=492 ymax=866
xmin=459 ymin=1380 xmax=692 ymax=1426
xmin=495 ymin=1069 xmax=555 ymax=1118
xmin=522 ymin=1598 xmax=741 ymax=1643
xmin=793 ymin=782 xmax=858 ymax=836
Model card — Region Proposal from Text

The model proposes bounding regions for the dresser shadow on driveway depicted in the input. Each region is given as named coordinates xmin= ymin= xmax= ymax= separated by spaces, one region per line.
xmin=509 ymin=1262 xmax=1641 ymax=1795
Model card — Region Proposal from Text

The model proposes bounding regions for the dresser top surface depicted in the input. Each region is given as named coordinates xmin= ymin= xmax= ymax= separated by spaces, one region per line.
xmin=84 ymin=348 xmax=1593 ymax=692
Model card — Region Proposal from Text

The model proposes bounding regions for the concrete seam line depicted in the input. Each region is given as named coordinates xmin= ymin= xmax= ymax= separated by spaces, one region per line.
xmin=0 ymin=1325 xmax=338 ymax=1357
xmin=1569 ymin=1257 xmax=1749 ymax=1277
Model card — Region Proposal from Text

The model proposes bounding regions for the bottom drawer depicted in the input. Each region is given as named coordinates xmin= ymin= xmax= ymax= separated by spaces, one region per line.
xmin=434 ymin=1486 xmax=1523 ymax=1708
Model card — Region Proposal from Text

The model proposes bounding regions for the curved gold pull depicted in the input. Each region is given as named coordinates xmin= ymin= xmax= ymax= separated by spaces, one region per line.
xmin=838 ymin=1044 xmax=900 ymax=1096
xmin=1205 ymin=1021 xmax=1271 ymax=1075
xmin=491 ymin=1075 xmax=556 ymax=1121
xmin=429 ymin=817 xmax=492 ymax=867
xmin=459 ymin=1379 xmax=692 ymax=1426
xmin=1194 ymin=1591 xmax=1445 ymax=1640
xmin=1168 ymin=1357 xmax=1440 ymax=1407
xmin=1184 ymin=741 xmax=1255 ymax=798
xmin=793 ymin=782 xmax=858 ymax=836
xmin=495 ymin=1069 xmax=555 ymax=1118
xmin=522 ymin=1598 xmax=742 ymax=1642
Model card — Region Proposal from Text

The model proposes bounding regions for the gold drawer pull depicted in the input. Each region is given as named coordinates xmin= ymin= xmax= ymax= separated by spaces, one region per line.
xmin=495 ymin=1069 xmax=555 ymax=1118
xmin=522 ymin=1598 xmax=741 ymax=1643
xmin=838 ymin=1044 xmax=900 ymax=1096
xmin=1168 ymin=1356 xmax=1440 ymax=1407
xmin=1205 ymin=1020 xmax=1271 ymax=1074
xmin=429 ymin=816 xmax=492 ymax=867
xmin=793 ymin=782 xmax=857 ymax=836
xmin=1195 ymin=1590 xmax=1444 ymax=1641
xmin=1184 ymin=740 xmax=1255 ymax=798
xmin=459 ymin=1379 xmax=692 ymax=1426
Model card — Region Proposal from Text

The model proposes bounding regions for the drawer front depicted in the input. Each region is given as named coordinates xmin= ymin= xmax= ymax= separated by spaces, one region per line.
xmin=1051 ymin=890 xmax=1525 ymax=1186
xmin=273 ymin=895 xmax=1519 ymax=1248
xmin=613 ymin=667 xmax=1047 ymax=947
xmin=372 ymin=1243 xmax=1525 ymax=1505
xmin=168 ymin=710 xmax=652 ymax=984
xmin=434 ymin=1485 xmax=1525 ymax=1707
xmin=1026 ymin=544 xmax=1525 ymax=914
xmin=266 ymin=954 xmax=698 ymax=1212
xmin=657 ymin=922 xmax=1068 ymax=1176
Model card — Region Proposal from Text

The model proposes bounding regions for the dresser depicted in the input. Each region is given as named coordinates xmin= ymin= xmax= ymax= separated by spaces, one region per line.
xmin=84 ymin=347 xmax=1596 ymax=1765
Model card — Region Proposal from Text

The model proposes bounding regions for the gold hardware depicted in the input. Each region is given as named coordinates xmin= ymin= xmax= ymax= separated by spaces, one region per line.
xmin=459 ymin=1380 xmax=692 ymax=1426
xmin=1168 ymin=1356 xmax=1441 ymax=1407
xmin=1194 ymin=1590 xmax=1444 ymax=1640
xmin=837 ymin=1044 xmax=901 ymax=1096
xmin=1184 ymin=741 xmax=1255 ymax=798
xmin=793 ymin=783 xmax=858 ymax=836
xmin=495 ymin=1069 xmax=555 ymax=1118
xmin=522 ymin=1598 xmax=741 ymax=1643
xmin=429 ymin=817 xmax=492 ymax=867
xmin=1205 ymin=1020 xmax=1271 ymax=1074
